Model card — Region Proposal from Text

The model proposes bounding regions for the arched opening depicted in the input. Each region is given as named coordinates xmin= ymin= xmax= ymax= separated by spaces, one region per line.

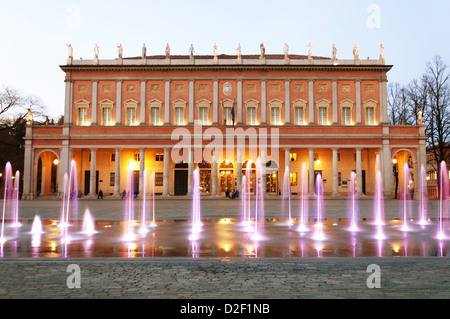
xmin=392 ymin=150 xmax=416 ymax=200
xmin=35 ymin=150 xmax=59 ymax=197
xmin=174 ymin=161 xmax=188 ymax=195
xmin=198 ymin=160 xmax=211 ymax=194
xmin=242 ymin=160 xmax=256 ymax=194
xmin=266 ymin=160 xmax=279 ymax=195
xmin=219 ymin=160 xmax=234 ymax=194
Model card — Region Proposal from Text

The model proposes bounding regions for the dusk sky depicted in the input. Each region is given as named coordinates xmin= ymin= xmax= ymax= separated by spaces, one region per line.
xmin=1 ymin=0 xmax=449 ymax=118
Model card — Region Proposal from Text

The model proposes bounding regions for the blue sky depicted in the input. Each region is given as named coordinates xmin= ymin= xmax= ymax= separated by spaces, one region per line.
xmin=1 ymin=0 xmax=449 ymax=117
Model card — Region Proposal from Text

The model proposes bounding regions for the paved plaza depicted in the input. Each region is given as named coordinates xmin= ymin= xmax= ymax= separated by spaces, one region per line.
xmin=0 ymin=198 xmax=449 ymax=301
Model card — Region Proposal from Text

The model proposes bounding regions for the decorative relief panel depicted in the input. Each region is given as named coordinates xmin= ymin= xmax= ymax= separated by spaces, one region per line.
xmin=126 ymin=84 xmax=137 ymax=92
xmin=150 ymin=84 xmax=160 ymax=92
xmin=294 ymin=84 xmax=304 ymax=92
xmin=270 ymin=84 xmax=280 ymax=92
xmin=318 ymin=84 xmax=328 ymax=92
xmin=247 ymin=84 xmax=256 ymax=92
xmin=175 ymin=84 xmax=185 ymax=92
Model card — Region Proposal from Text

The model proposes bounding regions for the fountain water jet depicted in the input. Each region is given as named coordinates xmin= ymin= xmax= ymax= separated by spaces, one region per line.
xmin=149 ymin=172 xmax=157 ymax=228
xmin=189 ymin=168 xmax=202 ymax=241
xmin=282 ymin=166 xmax=293 ymax=225
xmin=347 ymin=171 xmax=360 ymax=232
xmin=418 ymin=165 xmax=429 ymax=225
xmin=374 ymin=171 xmax=386 ymax=240
xmin=81 ymin=209 xmax=96 ymax=235
xmin=251 ymin=158 xmax=264 ymax=241
xmin=30 ymin=214 xmax=44 ymax=235
xmin=59 ymin=160 xmax=78 ymax=243
xmin=312 ymin=173 xmax=325 ymax=241
xmin=437 ymin=161 xmax=448 ymax=240
xmin=122 ymin=162 xmax=136 ymax=242
xmin=1 ymin=162 xmax=13 ymax=244
xmin=139 ymin=169 xmax=148 ymax=235
xmin=11 ymin=171 xmax=21 ymax=228
xmin=297 ymin=162 xmax=309 ymax=232
xmin=400 ymin=163 xmax=412 ymax=231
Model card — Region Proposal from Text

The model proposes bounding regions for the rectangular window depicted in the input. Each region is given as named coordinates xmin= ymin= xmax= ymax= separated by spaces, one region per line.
xmin=155 ymin=172 xmax=164 ymax=186
xmin=199 ymin=107 xmax=208 ymax=125
xmin=223 ymin=107 xmax=232 ymax=125
xmin=155 ymin=153 xmax=164 ymax=162
xmin=134 ymin=153 xmax=140 ymax=162
xmin=78 ymin=108 xmax=88 ymax=126
xmin=338 ymin=172 xmax=342 ymax=186
xmin=102 ymin=107 xmax=112 ymax=126
xmin=110 ymin=172 xmax=115 ymax=187
xmin=289 ymin=153 xmax=297 ymax=162
xmin=127 ymin=107 xmax=136 ymax=125
xmin=247 ymin=107 xmax=256 ymax=125
xmin=111 ymin=153 xmax=115 ymax=162
xmin=271 ymin=107 xmax=281 ymax=125
xmin=175 ymin=107 xmax=184 ymax=125
xmin=342 ymin=107 xmax=351 ymax=125
xmin=366 ymin=107 xmax=375 ymax=125
xmin=290 ymin=172 xmax=297 ymax=187
xmin=318 ymin=107 xmax=327 ymax=125
xmin=294 ymin=107 xmax=304 ymax=125
xmin=150 ymin=107 xmax=160 ymax=125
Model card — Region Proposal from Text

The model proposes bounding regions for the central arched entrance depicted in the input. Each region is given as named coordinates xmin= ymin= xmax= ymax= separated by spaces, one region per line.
xmin=219 ymin=160 xmax=234 ymax=194
xmin=198 ymin=160 xmax=211 ymax=195
xmin=35 ymin=150 xmax=59 ymax=197
xmin=242 ymin=160 xmax=256 ymax=195
xmin=266 ymin=160 xmax=279 ymax=195
xmin=392 ymin=149 xmax=416 ymax=200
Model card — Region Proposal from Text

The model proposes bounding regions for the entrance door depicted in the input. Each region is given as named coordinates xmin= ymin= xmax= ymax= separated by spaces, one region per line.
xmin=174 ymin=170 xmax=188 ymax=195
xmin=220 ymin=170 xmax=233 ymax=193
xmin=84 ymin=170 xmax=99 ymax=195
xmin=133 ymin=170 xmax=139 ymax=195
xmin=266 ymin=172 xmax=278 ymax=194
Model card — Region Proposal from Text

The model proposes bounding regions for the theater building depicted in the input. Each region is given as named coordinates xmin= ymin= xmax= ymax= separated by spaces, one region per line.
xmin=22 ymin=46 xmax=426 ymax=199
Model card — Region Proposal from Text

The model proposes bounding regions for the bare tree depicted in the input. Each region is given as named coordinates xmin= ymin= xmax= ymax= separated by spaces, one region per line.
xmin=387 ymin=82 xmax=411 ymax=125
xmin=423 ymin=56 xmax=450 ymax=187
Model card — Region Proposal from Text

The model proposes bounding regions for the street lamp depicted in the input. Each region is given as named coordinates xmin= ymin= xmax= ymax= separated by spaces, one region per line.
xmin=392 ymin=158 xmax=399 ymax=199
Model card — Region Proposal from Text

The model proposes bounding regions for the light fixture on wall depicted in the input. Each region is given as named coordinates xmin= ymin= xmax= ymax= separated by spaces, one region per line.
xmin=53 ymin=159 xmax=59 ymax=165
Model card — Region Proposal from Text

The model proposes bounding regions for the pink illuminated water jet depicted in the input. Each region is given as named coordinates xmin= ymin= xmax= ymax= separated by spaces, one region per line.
xmin=347 ymin=171 xmax=359 ymax=232
xmin=30 ymin=214 xmax=44 ymax=235
xmin=189 ymin=168 xmax=202 ymax=241
xmin=251 ymin=158 xmax=264 ymax=241
xmin=81 ymin=209 xmax=96 ymax=235
xmin=437 ymin=161 xmax=448 ymax=240
xmin=374 ymin=171 xmax=386 ymax=240
xmin=297 ymin=162 xmax=309 ymax=232
xmin=418 ymin=165 xmax=429 ymax=225
xmin=400 ymin=163 xmax=412 ymax=232
xmin=122 ymin=162 xmax=136 ymax=242
xmin=312 ymin=173 xmax=325 ymax=241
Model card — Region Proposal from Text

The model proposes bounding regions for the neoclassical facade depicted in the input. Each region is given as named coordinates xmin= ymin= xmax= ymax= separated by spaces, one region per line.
xmin=22 ymin=48 xmax=426 ymax=199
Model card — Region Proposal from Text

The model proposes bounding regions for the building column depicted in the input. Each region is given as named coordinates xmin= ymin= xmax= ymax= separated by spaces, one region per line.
xmin=139 ymin=148 xmax=145 ymax=194
xmin=309 ymin=148 xmax=315 ymax=196
xmin=308 ymin=80 xmax=314 ymax=124
xmin=237 ymin=79 xmax=243 ymax=123
xmin=356 ymin=80 xmax=362 ymax=124
xmin=114 ymin=148 xmax=121 ymax=196
xmin=332 ymin=80 xmax=338 ymax=124
xmin=116 ymin=81 xmax=122 ymax=125
xmin=285 ymin=80 xmax=290 ymax=124
xmin=64 ymin=80 xmax=73 ymax=124
xmin=164 ymin=80 xmax=171 ymax=124
xmin=189 ymin=80 xmax=194 ymax=124
xmin=332 ymin=148 xmax=339 ymax=196
xmin=237 ymin=147 xmax=243 ymax=193
xmin=140 ymin=81 xmax=146 ymax=125
xmin=187 ymin=147 xmax=193 ymax=195
xmin=58 ymin=145 xmax=69 ymax=197
xmin=163 ymin=147 xmax=170 ymax=196
xmin=89 ymin=148 xmax=96 ymax=196
xmin=213 ymin=80 xmax=218 ymax=124
xmin=211 ymin=148 xmax=218 ymax=196
xmin=261 ymin=80 xmax=266 ymax=124
xmin=356 ymin=148 xmax=363 ymax=195
xmin=285 ymin=148 xmax=291 ymax=195
xmin=382 ymin=141 xmax=392 ymax=197
xmin=379 ymin=79 xmax=387 ymax=124
xmin=91 ymin=81 xmax=98 ymax=125
xmin=23 ymin=141 xmax=33 ymax=199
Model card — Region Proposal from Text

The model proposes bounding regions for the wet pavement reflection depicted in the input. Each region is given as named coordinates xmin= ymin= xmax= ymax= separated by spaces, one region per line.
xmin=0 ymin=218 xmax=449 ymax=258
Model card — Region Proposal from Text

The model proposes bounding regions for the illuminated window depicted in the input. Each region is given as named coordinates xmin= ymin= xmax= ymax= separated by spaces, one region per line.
xmin=290 ymin=172 xmax=297 ymax=186
xmin=294 ymin=107 xmax=304 ymax=125
xmin=223 ymin=107 xmax=232 ymax=125
xmin=342 ymin=107 xmax=351 ymax=125
xmin=199 ymin=107 xmax=208 ymax=125
xmin=150 ymin=107 xmax=160 ymax=126
xmin=126 ymin=107 xmax=136 ymax=125
xmin=289 ymin=153 xmax=297 ymax=162
xmin=174 ymin=107 xmax=184 ymax=125
xmin=134 ymin=153 xmax=140 ymax=162
xmin=247 ymin=107 xmax=256 ymax=125
xmin=271 ymin=107 xmax=281 ymax=125
xmin=78 ymin=107 xmax=88 ymax=126
xmin=155 ymin=172 xmax=164 ymax=186
xmin=110 ymin=172 xmax=115 ymax=187
xmin=155 ymin=153 xmax=164 ymax=162
xmin=366 ymin=107 xmax=375 ymax=125
xmin=102 ymin=106 xmax=112 ymax=126
xmin=318 ymin=107 xmax=327 ymax=125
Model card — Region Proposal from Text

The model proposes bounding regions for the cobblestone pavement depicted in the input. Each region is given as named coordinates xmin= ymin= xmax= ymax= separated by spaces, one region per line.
xmin=0 ymin=199 xmax=448 ymax=300
xmin=0 ymin=257 xmax=449 ymax=299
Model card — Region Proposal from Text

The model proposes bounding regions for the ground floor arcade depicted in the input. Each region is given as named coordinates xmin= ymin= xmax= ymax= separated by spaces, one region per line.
xmin=24 ymin=145 xmax=423 ymax=200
